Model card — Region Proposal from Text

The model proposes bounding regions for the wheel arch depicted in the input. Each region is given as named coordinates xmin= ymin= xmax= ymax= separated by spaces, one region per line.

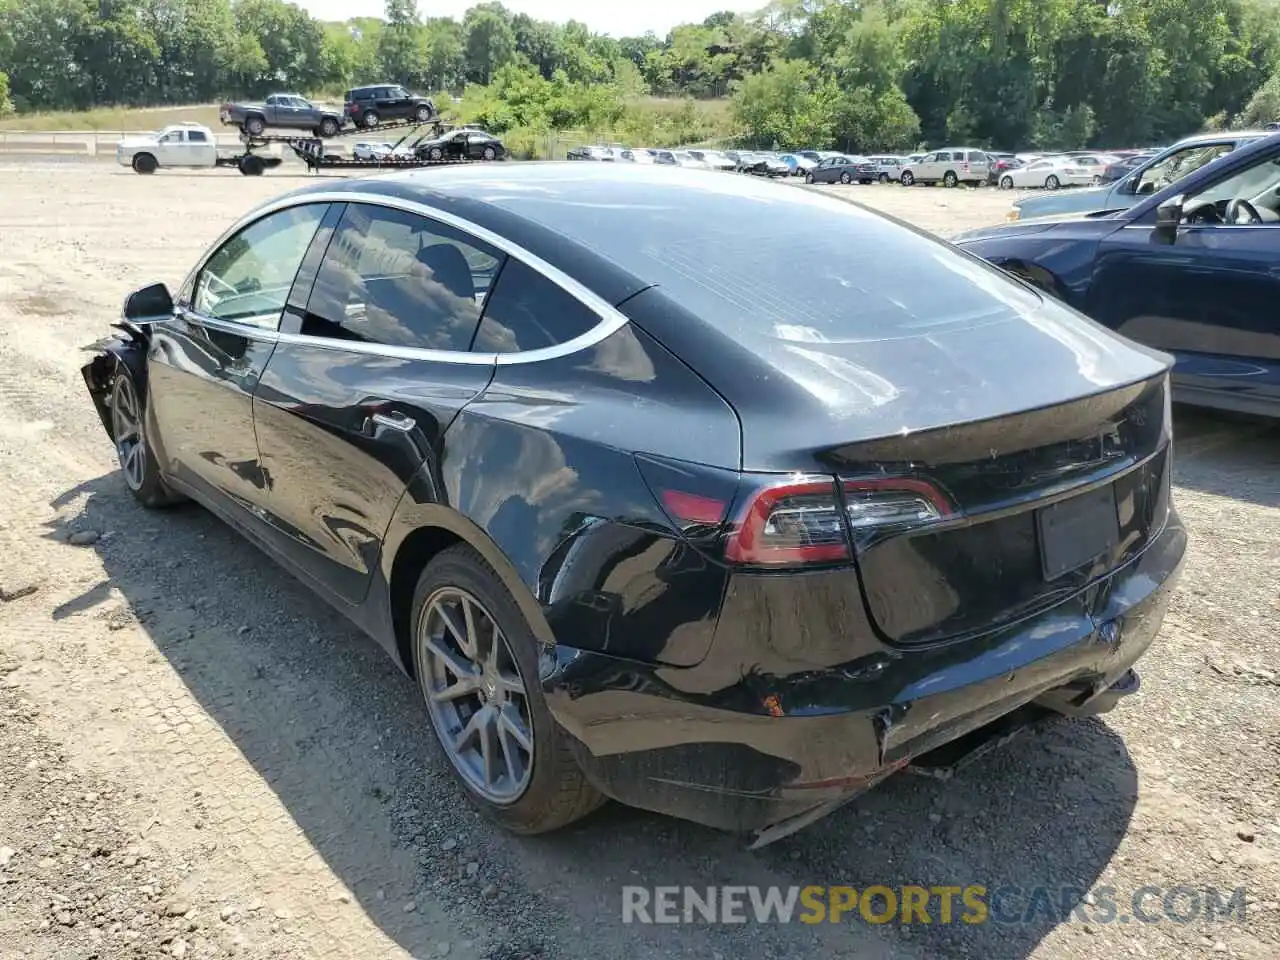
xmin=994 ymin=258 xmax=1069 ymax=301
xmin=380 ymin=491 xmax=556 ymax=680
xmin=81 ymin=330 xmax=151 ymax=441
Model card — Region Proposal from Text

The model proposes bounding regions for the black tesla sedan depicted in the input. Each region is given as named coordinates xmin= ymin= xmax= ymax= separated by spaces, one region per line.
xmin=81 ymin=163 xmax=1185 ymax=846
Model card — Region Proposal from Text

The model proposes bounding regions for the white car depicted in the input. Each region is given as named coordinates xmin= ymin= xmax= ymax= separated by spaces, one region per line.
xmin=997 ymin=157 xmax=1096 ymax=190
xmin=672 ymin=151 xmax=711 ymax=169
xmin=116 ymin=123 xmax=218 ymax=174
xmin=618 ymin=148 xmax=655 ymax=163
xmin=685 ymin=149 xmax=736 ymax=171
xmin=352 ymin=141 xmax=415 ymax=160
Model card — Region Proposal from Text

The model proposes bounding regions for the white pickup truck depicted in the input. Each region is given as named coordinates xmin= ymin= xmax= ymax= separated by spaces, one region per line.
xmin=115 ymin=122 xmax=281 ymax=176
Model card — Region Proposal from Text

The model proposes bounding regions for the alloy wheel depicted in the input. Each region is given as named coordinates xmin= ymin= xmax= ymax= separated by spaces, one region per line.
xmin=418 ymin=587 xmax=534 ymax=804
xmin=111 ymin=376 xmax=146 ymax=492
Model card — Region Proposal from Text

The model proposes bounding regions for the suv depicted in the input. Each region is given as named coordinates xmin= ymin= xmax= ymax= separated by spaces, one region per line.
xmin=1009 ymin=130 xmax=1271 ymax=221
xmin=900 ymin=148 xmax=991 ymax=187
xmin=344 ymin=85 xmax=437 ymax=128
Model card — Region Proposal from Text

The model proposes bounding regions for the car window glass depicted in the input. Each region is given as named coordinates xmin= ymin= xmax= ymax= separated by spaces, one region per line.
xmin=302 ymin=203 xmax=502 ymax=351
xmin=188 ymin=130 xmax=208 ymax=142
xmin=1187 ymin=152 xmax=1280 ymax=217
xmin=1136 ymin=144 xmax=1235 ymax=195
xmin=159 ymin=132 xmax=180 ymax=143
xmin=193 ymin=203 xmax=327 ymax=329
xmin=472 ymin=259 xmax=599 ymax=353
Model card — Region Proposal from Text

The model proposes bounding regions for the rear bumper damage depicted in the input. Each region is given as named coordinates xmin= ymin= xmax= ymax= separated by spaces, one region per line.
xmin=542 ymin=513 xmax=1185 ymax=845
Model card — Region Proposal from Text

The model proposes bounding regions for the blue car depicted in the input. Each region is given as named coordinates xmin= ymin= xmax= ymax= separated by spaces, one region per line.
xmin=1009 ymin=129 xmax=1272 ymax=222
xmin=955 ymin=131 xmax=1280 ymax=418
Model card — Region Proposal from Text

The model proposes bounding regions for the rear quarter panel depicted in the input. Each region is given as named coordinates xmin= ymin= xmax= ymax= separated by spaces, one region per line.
xmin=390 ymin=323 xmax=743 ymax=669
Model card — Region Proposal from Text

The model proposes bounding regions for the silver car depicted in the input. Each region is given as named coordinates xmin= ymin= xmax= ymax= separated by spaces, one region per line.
xmin=901 ymin=148 xmax=991 ymax=187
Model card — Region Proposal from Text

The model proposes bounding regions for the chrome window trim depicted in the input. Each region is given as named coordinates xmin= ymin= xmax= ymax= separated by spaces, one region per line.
xmin=181 ymin=191 xmax=631 ymax=366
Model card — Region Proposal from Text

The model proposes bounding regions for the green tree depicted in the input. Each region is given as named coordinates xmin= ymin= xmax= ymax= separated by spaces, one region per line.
xmin=463 ymin=4 xmax=516 ymax=84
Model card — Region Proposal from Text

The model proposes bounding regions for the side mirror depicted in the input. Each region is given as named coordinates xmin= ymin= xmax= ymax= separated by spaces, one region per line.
xmin=1154 ymin=195 xmax=1184 ymax=244
xmin=122 ymin=282 xmax=174 ymax=323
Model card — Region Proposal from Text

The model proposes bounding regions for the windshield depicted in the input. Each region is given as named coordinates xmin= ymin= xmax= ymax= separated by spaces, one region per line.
xmin=1134 ymin=143 xmax=1235 ymax=195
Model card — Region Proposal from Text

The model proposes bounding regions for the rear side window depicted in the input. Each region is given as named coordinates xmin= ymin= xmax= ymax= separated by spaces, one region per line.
xmin=302 ymin=204 xmax=503 ymax=352
xmin=188 ymin=130 xmax=208 ymax=142
xmin=472 ymin=259 xmax=599 ymax=353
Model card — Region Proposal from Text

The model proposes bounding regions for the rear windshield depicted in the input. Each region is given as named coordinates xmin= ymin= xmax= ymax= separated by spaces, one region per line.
xmin=468 ymin=171 xmax=1042 ymax=345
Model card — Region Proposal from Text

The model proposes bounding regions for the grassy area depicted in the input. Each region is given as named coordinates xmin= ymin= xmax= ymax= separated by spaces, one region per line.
xmin=0 ymin=104 xmax=230 ymax=131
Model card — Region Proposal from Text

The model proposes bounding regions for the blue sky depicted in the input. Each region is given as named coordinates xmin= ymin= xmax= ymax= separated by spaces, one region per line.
xmin=293 ymin=0 xmax=762 ymax=38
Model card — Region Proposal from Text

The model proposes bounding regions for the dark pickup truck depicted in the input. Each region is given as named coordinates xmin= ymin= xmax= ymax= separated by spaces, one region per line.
xmin=219 ymin=94 xmax=345 ymax=138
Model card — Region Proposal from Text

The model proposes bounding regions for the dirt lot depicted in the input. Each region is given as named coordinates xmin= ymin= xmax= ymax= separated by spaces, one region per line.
xmin=0 ymin=161 xmax=1277 ymax=960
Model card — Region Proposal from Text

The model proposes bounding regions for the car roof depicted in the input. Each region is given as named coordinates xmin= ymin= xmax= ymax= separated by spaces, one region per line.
xmin=274 ymin=161 xmax=956 ymax=304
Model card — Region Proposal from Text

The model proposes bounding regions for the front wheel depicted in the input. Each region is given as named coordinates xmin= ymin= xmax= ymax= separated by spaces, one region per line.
xmin=943 ymin=171 xmax=958 ymax=188
xmin=900 ymin=171 xmax=914 ymax=186
xmin=482 ymin=146 xmax=496 ymax=161
xmin=411 ymin=545 xmax=604 ymax=834
xmin=805 ymin=173 xmax=814 ymax=184
xmin=131 ymin=153 xmax=157 ymax=174
xmin=1045 ymin=174 xmax=1061 ymax=190
xmin=428 ymin=146 xmax=444 ymax=161
xmin=319 ymin=117 xmax=340 ymax=138
xmin=414 ymin=105 xmax=433 ymax=122
xmin=1000 ymin=175 xmax=1014 ymax=190
xmin=110 ymin=371 xmax=182 ymax=508
xmin=238 ymin=155 xmax=265 ymax=176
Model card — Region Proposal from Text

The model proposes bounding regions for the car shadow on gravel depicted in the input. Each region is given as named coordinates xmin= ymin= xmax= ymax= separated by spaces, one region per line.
xmin=46 ymin=472 xmax=1139 ymax=960
xmin=1168 ymin=406 xmax=1280 ymax=509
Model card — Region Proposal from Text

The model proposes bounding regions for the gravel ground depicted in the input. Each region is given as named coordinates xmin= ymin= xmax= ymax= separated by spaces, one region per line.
xmin=0 ymin=161 xmax=1277 ymax=960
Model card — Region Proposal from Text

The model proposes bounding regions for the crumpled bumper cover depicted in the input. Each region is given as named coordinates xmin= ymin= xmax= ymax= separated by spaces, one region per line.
xmin=542 ymin=514 xmax=1186 ymax=839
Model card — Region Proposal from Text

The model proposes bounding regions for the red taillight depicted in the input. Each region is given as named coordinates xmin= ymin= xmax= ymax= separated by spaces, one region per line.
xmin=724 ymin=475 xmax=953 ymax=568
xmin=661 ymin=489 xmax=728 ymax=526
xmin=725 ymin=478 xmax=849 ymax=566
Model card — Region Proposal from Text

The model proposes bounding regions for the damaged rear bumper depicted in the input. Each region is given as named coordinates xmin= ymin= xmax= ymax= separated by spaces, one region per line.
xmin=541 ymin=514 xmax=1185 ymax=844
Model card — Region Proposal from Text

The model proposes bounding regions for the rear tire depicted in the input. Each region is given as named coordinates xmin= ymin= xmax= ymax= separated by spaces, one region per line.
xmin=362 ymin=110 xmax=380 ymax=128
xmin=131 ymin=153 xmax=157 ymax=175
xmin=878 ymin=173 xmax=889 ymax=183
xmin=840 ymin=171 xmax=852 ymax=184
xmin=245 ymin=116 xmax=266 ymax=136
xmin=110 ymin=370 xmax=183 ymax=509
xmin=411 ymin=545 xmax=605 ymax=835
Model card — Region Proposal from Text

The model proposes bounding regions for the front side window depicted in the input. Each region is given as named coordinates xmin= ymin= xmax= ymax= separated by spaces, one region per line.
xmin=159 ymin=131 xmax=181 ymax=143
xmin=473 ymin=259 xmax=600 ymax=353
xmin=193 ymin=203 xmax=327 ymax=329
xmin=1135 ymin=144 xmax=1235 ymax=195
xmin=303 ymin=203 xmax=503 ymax=351
xmin=1185 ymin=151 xmax=1280 ymax=222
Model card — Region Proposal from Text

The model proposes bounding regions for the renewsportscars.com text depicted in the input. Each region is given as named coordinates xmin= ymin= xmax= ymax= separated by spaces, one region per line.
xmin=621 ymin=884 xmax=1248 ymax=926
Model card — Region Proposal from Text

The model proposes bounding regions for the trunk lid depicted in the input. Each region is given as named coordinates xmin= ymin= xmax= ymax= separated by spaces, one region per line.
xmin=835 ymin=374 xmax=1172 ymax=645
